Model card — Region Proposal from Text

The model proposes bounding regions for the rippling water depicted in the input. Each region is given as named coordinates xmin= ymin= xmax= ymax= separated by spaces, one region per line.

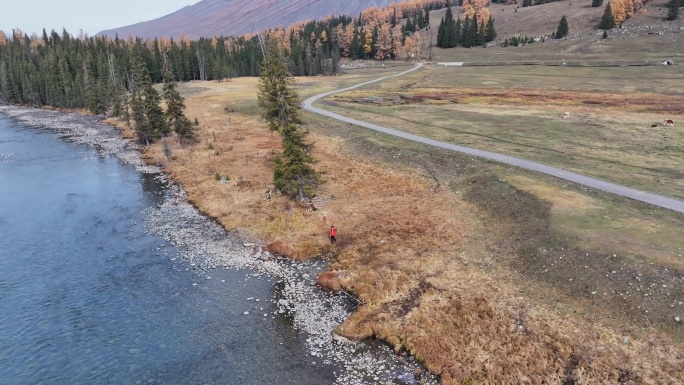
xmin=0 ymin=116 xmax=335 ymax=385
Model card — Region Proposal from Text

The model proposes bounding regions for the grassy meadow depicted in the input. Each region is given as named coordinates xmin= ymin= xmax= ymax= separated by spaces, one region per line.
xmin=323 ymin=64 xmax=684 ymax=200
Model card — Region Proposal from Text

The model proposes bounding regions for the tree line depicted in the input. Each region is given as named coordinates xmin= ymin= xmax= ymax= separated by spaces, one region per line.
xmin=0 ymin=0 xmax=452 ymax=110
xmin=436 ymin=3 xmax=497 ymax=48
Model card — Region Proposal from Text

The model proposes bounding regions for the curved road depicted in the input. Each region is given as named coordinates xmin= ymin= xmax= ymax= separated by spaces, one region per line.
xmin=302 ymin=63 xmax=684 ymax=214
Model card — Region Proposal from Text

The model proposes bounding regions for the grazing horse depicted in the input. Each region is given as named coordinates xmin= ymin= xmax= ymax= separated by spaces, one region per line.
xmin=664 ymin=119 xmax=674 ymax=127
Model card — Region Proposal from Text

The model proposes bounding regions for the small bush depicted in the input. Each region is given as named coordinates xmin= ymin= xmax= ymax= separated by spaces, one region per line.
xmin=316 ymin=271 xmax=343 ymax=291
xmin=214 ymin=172 xmax=221 ymax=181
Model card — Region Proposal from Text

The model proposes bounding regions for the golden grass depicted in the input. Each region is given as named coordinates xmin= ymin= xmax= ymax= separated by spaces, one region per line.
xmin=315 ymin=271 xmax=343 ymax=292
xmin=121 ymin=72 xmax=684 ymax=384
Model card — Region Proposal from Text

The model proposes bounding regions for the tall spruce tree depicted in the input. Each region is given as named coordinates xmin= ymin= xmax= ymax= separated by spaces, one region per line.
xmin=441 ymin=6 xmax=458 ymax=48
xmin=485 ymin=16 xmax=497 ymax=43
xmin=162 ymin=55 xmax=193 ymax=147
xmin=555 ymin=15 xmax=569 ymax=38
xmin=600 ymin=3 xmax=616 ymax=29
xmin=258 ymin=41 xmax=320 ymax=200
xmin=667 ymin=0 xmax=680 ymax=20
xmin=131 ymin=55 xmax=167 ymax=145
xmin=437 ymin=17 xmax=446 ymax=47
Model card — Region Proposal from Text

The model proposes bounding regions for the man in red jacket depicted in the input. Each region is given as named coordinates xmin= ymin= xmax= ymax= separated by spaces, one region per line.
xmin=329 ymin=226 xmax=337 ymax=244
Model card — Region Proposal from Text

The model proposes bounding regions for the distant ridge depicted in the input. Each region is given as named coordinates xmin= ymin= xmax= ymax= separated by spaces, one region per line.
xmin=98 ymin=0 xmax=399 ymax=39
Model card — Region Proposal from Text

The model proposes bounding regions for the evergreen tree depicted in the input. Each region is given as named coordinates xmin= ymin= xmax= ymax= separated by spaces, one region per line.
xmin=258 ymin=41 xmax=320 ymax=201
xmin=131 ymin=55 xmax=167 ymax=145
xmin=162 ymin=55 xmax=193 ymax=147
xmin=555 ymin=15 xmax=569 ymax=38
xmin=667 ymin=0 xmax=680 ymax=20
xmin=592 ymin=0 xmax=604 ymax=8
xmin=257 ymin=42 xmax=301 ymax=133
xmin=485 ymin=16 xmax=497 ymax=43
xmin=441 ymin=6 xmax=458 ymax=48
xmin=405 ymin=18 xmax=414 ymax=35
xmin=599 ymin=3 xmax=616 ymax=29
xmin=454 ymin=17 xmax=462 ymax=47
xmin=437 ymin=17 xmax=446 ymax=47
xmin=460 ymin=16 xmax=469 ymax=46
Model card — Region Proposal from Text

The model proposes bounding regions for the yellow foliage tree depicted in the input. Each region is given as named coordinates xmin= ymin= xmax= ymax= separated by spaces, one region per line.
xmin=363 ymin=29 xmax=373 ymax=58
xmin=412 ymin=30 xmax=422 ymax=60
xmin=392 ymin=25 xmax=404 ymax=59
xmin=403 ymin=36 xmax=413 ymax=61
xmin=375 ymin=22 xmax=393 ymax=60
xmin=611 ymin=0 xmax=627 ymax=25
xmin=462 ymin=4 xmax=476 ymax=19
xmin=0 ymin=30 xmax=7 ymax=46
xmin=342 ymin=23 xmax=355 ymax=57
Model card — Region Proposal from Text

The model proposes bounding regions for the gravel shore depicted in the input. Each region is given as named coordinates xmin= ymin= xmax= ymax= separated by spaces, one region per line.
xmin=0 ymin=106 xmax=437 ymax=385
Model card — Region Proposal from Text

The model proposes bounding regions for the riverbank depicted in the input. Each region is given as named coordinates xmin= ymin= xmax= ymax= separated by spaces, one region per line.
xmin=0 ymin=105 xmax=438 ymax=385
xmin=112 ymin=72 xmax=684 ymax=384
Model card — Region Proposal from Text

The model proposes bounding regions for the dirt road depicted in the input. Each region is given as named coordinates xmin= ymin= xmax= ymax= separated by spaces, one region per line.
xmin=302 ymin=63 xmax=684 ymax=214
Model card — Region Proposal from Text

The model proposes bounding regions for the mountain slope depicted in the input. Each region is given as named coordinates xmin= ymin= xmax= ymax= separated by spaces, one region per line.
xmin=98 ymin=0 xmax=398 ymax=39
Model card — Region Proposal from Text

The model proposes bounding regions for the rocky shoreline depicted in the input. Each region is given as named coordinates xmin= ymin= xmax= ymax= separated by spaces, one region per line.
xmin=0 ymin=106 xmax=437 ymax=385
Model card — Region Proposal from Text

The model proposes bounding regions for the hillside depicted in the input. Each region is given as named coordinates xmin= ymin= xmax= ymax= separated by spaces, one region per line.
xmin=98 ymin=0 xmax=398 ymax=39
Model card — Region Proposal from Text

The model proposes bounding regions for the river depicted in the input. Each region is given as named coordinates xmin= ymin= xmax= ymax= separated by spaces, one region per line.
xmin=0 ymin=108 xmax=434 ymax=385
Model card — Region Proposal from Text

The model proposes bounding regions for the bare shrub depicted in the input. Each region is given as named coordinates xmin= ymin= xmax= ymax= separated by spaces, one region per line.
xmin=263 ymin=240 xmax=295 ymax=257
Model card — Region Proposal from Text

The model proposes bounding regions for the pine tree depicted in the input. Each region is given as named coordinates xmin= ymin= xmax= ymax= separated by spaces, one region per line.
xmin=592 ymin=0 xmax=604 ymax=8
xmin=454 ymin=17 xmax=462 ymax=47
xmin=599 ymin=3 xmax=616 ymax=29
xmin=257 ymin=42 xmax=301 ymax=133
xmin=437 ymin=17 xmax=446 ymax=47
xmin=441 ymin=6 xmax=458 ymax=48
xmin=131 ymin=55 xmax=167 ymax=145
xmin=460 ymin=16 xmax=469 ymax=46
xmin=667 ymin=0 xmax=680 ymax=20
xmin=555 ymin=15 xmax=569 ymax=38
xmin=162 ymin=55 xmax=193 ymax=147
xmin=485 ymin=16 xmax=497 ymax=43
xmin=258 ymin=41 xmax=320 ymax=201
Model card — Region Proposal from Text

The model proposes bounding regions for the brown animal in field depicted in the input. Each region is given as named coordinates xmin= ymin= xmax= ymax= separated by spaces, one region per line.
xmin=651 ymin=123 xmax=658 ymax=127
xmin=664 ymin=119 xmax=674 ymax=127
xmin=563 ymin=112 xmax=570 ymax=119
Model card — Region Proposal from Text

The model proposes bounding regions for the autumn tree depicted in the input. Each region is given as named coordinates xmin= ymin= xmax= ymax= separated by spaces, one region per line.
xmin=363 ymin=29 xmax=373 ymax=59
xmin=611 ymin=0 xmax=627 ymax=25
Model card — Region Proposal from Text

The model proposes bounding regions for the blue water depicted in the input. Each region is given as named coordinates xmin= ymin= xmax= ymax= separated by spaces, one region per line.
xmin=0 ymin=116 xmax=334 ymax=384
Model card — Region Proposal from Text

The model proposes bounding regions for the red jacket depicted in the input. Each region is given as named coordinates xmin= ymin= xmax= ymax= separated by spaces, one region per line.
xmin=330 ymin=228 xmax=337 ymax=237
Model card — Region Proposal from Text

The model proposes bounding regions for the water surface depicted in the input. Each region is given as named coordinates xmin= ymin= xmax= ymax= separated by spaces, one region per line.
xmin=0 ymin=115 xmax=334 ymax=385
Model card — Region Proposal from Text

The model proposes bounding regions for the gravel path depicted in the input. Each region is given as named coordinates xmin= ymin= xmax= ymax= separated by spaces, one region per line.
xmin=302 ymin=63 xmax=684 ymax=214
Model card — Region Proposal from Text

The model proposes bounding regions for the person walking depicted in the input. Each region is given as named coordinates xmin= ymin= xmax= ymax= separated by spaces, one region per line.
xmin=329 ymin=226 xmax=337 ymax=244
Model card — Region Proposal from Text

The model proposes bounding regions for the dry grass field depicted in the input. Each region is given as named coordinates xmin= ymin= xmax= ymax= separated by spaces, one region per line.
xmin=106 ymin=58 xmax=684 ymax=384
xmin=323 ymin=64 xmax=684 ymax=200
